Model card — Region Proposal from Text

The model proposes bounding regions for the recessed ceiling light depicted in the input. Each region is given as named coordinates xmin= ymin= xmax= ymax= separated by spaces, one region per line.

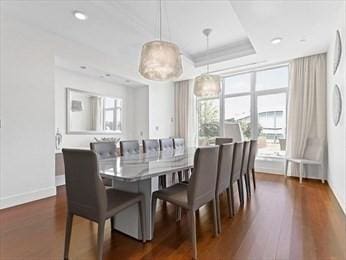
xmin=73 ymin=11 xmax=88 ymax=21
xmin=300 ymin=38 xmax=306 ymax=43
xmin=125 ymin=80 xmax=131 ymax=83
xmin=105 ymin=73 xmax=111 ymax=77
xmin=271 ymin=37 xmax=282 ymax=44
xmin=80 ymin=66 xmax=87 ymax=69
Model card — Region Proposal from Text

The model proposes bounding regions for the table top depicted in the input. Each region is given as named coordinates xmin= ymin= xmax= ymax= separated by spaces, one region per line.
xmin=98 ymin=148 xmax=195 ymax=182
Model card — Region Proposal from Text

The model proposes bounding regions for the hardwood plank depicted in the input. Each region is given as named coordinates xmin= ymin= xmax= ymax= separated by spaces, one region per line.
xmin=0 ymin=173 xmax=345 ymax=260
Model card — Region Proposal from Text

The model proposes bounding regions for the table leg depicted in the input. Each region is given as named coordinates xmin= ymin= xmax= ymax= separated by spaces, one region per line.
xmin=111 ymin=177 xmax=159 ymax=241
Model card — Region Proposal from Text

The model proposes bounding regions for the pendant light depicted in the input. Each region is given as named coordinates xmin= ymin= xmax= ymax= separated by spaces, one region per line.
xmin=139 ymin=0 xmax=183 ymax=81
xmin=194 ymin=28 xmax=221 ymax=97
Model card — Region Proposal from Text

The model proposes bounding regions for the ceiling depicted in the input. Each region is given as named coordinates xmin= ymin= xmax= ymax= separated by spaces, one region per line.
xmin=2 ymin=0 xmax=345 ymax=83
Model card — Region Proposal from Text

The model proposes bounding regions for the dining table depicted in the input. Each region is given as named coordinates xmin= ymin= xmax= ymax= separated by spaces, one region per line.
xmin=98 ymin=147 xmax=195 ymax=241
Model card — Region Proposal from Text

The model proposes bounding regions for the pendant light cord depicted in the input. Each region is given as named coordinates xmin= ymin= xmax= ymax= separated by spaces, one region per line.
xmin=159 ymin=0 xmax=162 ymax=41
xmin=206 ymin=33 xmax=209 ymax=73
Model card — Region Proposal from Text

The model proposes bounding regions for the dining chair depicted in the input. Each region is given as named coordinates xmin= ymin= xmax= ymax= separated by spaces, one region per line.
xmin=173 ymin=138 xmax=190 ymax=181
xmin=151 ymin=146 xmax=219 ymax=260
xmin=285 ymin=138 xmax=325 ymax=183
xmin=119 ymin=140 xmax=140 ymax=156
xmin=215 ymin=143 xmax=234 ymax=234
xmin=241 ymin=141 xmax=251 ymax=198
xmin=62 ymin=149 xmax=146 ymax=260
xmin=173 ymin=138 xmax=185 ymax=149
xmin=90 ymin=142 xmax=116 ymax=187
xmin=215 ymin=137 xmax=233 ymax=145
xmin=142 ymin=139 xmax=160 ymax=153
xmin=159 ymin=138 xmax=174 ymax=151
xmin=248 ymin=140 xmax=258 ymax=189
xmin=230 ymin=142 xmax=244 ymax=216
xmin=142 ymin=139 xmax=165 ymax=188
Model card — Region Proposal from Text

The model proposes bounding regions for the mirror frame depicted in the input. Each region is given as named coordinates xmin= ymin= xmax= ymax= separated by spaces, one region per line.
xmin=66 ymin=88 xmax=123 ymax=135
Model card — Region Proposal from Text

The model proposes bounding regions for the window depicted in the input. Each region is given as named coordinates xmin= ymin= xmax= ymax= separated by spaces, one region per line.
xmin=224 ymin=95 xmax=251 ymax=139
xmin=257 ymin=93 xmax=287 ymax=157
xmin=197 ymin=98 xmax=220 ymax=145
xmin=196 ymin=65 xmax=288 ymax=158
xmin=103 ymin=97 xmax=122 ymax=132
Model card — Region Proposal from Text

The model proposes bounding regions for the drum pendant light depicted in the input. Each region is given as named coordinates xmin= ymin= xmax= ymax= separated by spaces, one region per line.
xmin=139 ymin=0 xmax=183 ymax=81
xmin=194 ymin=28 xmax=221 ymax=97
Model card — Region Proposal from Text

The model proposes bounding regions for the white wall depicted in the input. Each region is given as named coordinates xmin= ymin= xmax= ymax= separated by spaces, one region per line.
xmin=55 ymin=67 xmax=148 ymax=148
xmin=133 ymin=87 xmax=149 ymax=140
xmin=0 ymin=18 xmax=56 ymax=208
xmin=327 ymin=6 xmax=346 ymax=214
xmin=148 ymin=82 xmax=175 ymax=139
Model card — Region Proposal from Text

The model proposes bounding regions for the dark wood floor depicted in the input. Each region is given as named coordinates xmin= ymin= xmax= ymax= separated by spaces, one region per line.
xmin=1 ymin=173 xmax=345 ymax=260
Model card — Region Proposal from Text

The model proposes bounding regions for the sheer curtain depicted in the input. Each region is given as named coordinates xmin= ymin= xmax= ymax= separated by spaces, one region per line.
xmin=174 ymin=80 xmax=196 ymax=147
xmin=286 ymin=53 xmax=327 ymax=176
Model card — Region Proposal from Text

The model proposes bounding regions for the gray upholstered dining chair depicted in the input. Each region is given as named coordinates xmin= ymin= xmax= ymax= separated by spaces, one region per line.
xmin=229 ymin=142 xmax=244 ymax=216
xmin=215 ymin=137 xmax=233 ymax=145
xmin=119 ymin=140 xmax=140 ymax=156
xmin=248 ymin=140 xmax=258 ymax=189
xmin=151 ymin=146 xmax=219 ymax=260
xmin=143 ymin=139 xmax=166 ymax=188
xmin=159 ymin=138 xmax=174 ymax=151
xmin=241 ymin=141 xmax=251 ymax=198
xmin=90 ymin=142 xmax=116 ymax=187
xmin=62 ymin=149 xmax=146 ymax=260
xmin=173 ymin=138 xmax=185 ymax=149
xmin=215 ymin=143 xmax=234 ymax=234
xmin=142 ymin=139 xmax=160 ymax=153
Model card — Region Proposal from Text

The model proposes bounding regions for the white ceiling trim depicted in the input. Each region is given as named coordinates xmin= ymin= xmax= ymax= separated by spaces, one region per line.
xmin=193 ymin=38 xmax=256 ymax=67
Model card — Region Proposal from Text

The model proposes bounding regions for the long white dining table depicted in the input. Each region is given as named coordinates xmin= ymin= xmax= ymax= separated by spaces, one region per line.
xmin=98 ymin=147 xmax=195 ymax=241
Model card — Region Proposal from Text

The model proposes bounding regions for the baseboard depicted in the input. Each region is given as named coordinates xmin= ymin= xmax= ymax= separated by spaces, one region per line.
xmin=0 ymin=186 xmax=56 ymax=209
xmin=55 ymin=175 xmax=65 ymax=186
xmin=328 ymin=182 xmax=346 ymax=215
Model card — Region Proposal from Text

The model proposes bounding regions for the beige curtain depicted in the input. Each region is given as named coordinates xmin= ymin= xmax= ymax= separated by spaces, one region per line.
xmin=174 ymin=80 xmax=196 ymax=146
xmin=90 ymin=96 xmax=103 ymax=131
xmin=286 ymin=53 xmax=327 ymax=176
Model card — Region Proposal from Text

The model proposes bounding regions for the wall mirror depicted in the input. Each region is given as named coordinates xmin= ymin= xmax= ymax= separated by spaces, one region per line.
xmin=67 ymin=88 xmax=122 ymax=134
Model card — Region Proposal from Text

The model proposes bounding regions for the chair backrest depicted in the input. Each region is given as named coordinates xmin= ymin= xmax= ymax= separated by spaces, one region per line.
xmin=188 ymin=146 xmax=219 ymax=210
xmin=304 ymin=138 xmax=324 ymax=161
xmin=120 ymin=140 xmax=140 ymax=156
xmin=173 ymin=138 xmax=185 ymax=149
xmin=216 ymin=143 xmax=234 ymax=195
xmin=90 ymin=142 xmax=116 ymax=159
xmin=62 ymin=149 xmax=106 ymax=221
xmin=159 ymin=138 xmax=174 ymax=151
xmin=241 ymin=141 xmax=251 ymax=175
xmin=215 ymin=137 xmax=233 ymax=146
xmin=142 ymin=139 xmax=160 ymax=153
xmin=231 ymin=142 xmax=244 ymax=183
xmin=248 ymin=140 xmax=257 ymax=170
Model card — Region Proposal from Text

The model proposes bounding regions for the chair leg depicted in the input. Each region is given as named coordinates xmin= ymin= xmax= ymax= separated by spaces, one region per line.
xmin=176 ymin=206 xmax=182 ymax=222
xmin=211 ymin=199 xmax=219 ymax=237
xmin=320 ymin=164 xmax=325 ymax=184
xmin=252 ymin=168 xmax=256 ymax=189
xmin=244 ymin=173 xmax=251 ymax=198
xmin=184 ymin=169 xmax=189 ymax=181
xmin=64 ymin=212 xmax=73 ymax=260
xmin=97 ymin=220 xmax=105 ymax=260
xmin=226 ymin=187 xmax=232 ymax=218
xmin=299 ymin=163 xmax=303 ymax=183
xmin=151 ymin=196 xmax=157 ymax=238
xmin=178 ymin=171 xmax=183 ymax=182
xmin=237 ymin=179 xmax=244 ymax=205
xmin=188 ymin=210 xmax=197 ymax=260
xmin=110 ymin=217 xmax=115 ymax=231
xmin=139 ymin=198 xmax=146 ymax=243
xmin=215 ymin=195 xmax=221 ymax=234
xmin=285 ymin=160 xmax=289 ymax=177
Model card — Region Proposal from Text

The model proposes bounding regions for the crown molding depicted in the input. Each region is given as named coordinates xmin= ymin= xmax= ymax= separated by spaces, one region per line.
xmin=192 ymin=39 xmax=256 ymax=67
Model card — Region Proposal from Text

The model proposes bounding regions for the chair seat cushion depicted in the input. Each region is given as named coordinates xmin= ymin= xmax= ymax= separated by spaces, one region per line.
xmin=153 ymin=183 xmax=189 ymax=209
xmin=106 ymin=189 xmax=143 ymax=218
xmin=287 ymin=158 xmax=321 ymax=165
